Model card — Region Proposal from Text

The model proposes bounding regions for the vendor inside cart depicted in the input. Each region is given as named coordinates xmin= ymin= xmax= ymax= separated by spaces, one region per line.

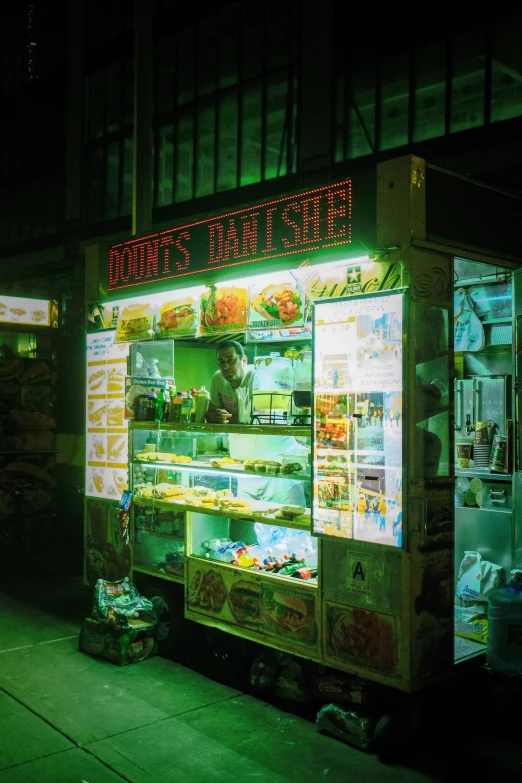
xmin=206 ymin=340 xmax=309 ymax=507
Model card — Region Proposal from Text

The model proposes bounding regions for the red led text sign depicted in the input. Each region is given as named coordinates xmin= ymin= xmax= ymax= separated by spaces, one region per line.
xmin=108 ymin=180 xmax=352 ymax=292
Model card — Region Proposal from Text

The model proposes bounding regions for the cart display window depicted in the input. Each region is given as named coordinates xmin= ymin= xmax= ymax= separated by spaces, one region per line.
xmin=312 ymin=293 xmax=403 ymax=546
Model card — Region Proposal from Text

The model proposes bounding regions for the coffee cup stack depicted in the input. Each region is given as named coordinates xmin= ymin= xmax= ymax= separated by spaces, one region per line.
xmin=473 ymin=420 xmax=491 ymax=469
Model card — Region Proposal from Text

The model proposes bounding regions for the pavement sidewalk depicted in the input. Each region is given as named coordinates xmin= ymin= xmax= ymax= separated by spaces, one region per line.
xmin=1 ymin=573 xmax=521 ymax=782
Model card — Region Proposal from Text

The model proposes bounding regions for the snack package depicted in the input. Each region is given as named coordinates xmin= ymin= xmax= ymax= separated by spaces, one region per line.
xmin=92 ymin=577 xmax=156 ymax=630
xmin=454 ymin=603 xmax=489 ymax=643
xmin=455 ymin=551 xmax=505 ymax=606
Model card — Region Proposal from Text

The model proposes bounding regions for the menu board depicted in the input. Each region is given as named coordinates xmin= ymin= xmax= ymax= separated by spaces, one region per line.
xmin=312 ymin=293 xmax=403 ymax=547
xmin=0 ymin=295 xmax=54 ymax=327
xmin=86 ymin=332 xmax=129 ymax=500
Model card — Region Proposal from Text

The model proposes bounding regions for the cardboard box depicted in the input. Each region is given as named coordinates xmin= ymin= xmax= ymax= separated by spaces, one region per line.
xmin=79 ymin=616 xmax=157 ymax=666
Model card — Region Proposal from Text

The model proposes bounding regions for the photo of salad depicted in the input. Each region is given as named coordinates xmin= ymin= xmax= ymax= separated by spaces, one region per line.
xmin=249 ymin=281 xmax=304 ymax=328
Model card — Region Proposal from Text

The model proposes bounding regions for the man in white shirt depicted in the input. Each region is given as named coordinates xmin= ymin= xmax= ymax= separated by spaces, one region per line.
xmin=206 ymin=340 xmax=254 ymax=425
xmin=206 ymin=340 xmax=308 ymax=506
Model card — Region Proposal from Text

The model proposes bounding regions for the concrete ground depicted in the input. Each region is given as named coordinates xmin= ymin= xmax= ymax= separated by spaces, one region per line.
xmin=1 ymin=571 xmax=522 ymax=783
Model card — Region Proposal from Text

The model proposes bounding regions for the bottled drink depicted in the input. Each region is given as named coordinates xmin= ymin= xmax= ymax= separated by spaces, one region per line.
xmin=290 ymin=566 xmax=318 ymax=580
xmin=195 ymin=385 xmax=210 ymax=423
xmin=155 ymin=388 xmax=168 ymax=422
xmin=181 ymin=390 xmax=193 ymax=423
xmin=487 ymin=569 xmax=522 ymax=675
xmin=170 ymin=392 xmax=184 ymax=422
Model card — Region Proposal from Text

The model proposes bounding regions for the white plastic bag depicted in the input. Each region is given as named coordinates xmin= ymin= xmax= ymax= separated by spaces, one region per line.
xmin=454 ymin=289 xmax=485 ymax=352
xmin=455 ymin=551 xmax=505 ymax=606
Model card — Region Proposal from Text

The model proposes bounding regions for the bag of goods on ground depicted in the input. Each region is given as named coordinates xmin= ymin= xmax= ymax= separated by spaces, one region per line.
xmin=92 ymin=576 xmax=156 ymax=630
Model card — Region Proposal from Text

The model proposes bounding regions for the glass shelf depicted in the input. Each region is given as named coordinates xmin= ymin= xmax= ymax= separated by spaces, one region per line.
xmin=133 ymin=457 xmax=310 ymax=482
xmin=455 ymin=468 xmax=512 ymax=482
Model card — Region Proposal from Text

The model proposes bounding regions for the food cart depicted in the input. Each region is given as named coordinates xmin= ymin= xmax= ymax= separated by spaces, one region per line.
xmin=83 ymin=154 xmax=522 ymax=704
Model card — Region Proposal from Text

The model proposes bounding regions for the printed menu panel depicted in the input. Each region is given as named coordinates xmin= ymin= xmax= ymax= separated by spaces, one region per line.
xmin=86 ymin=332 xmax=129 ymax=500
xmin=248 ymin=274 xmax=305 ymax=331
xmin=0 ymin=295 xmax=54 ymax=327
xmin=312 ymin=293 xmax=403 ymax=547
xmin=198 ymin=284 xmax=248 ymax=336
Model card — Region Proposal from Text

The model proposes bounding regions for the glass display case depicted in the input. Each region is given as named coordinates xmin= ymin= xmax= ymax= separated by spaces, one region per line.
xmin=128 ymin=421 xmax=319 ymax=651
xmin=129 ymin=421 xmax=315 ymax=577
xmin=312 ymin=292 xmax=404 ymax=546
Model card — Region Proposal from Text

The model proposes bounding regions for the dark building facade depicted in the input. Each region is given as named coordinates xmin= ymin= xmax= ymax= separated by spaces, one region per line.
xmin=2 ymin=0 xmax=522 ymax=563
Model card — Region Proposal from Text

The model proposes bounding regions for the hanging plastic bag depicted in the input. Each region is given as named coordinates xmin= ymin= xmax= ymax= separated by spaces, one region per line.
xmin=454 ymin=288 xmax=485 ymax=352
xmin=455 ymin=551 xmax=505 ymax=606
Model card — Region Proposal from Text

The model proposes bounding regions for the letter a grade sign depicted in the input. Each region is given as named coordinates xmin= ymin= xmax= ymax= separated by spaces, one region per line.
xmin=347 ymin=553 xmax=370 ymax=596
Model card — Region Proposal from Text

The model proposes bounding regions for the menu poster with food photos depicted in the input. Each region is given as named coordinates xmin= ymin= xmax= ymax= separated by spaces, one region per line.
xmin=86 ymin=332 xmax=129 ymax=500
xmin=312 ymin=293 xmax=404 ymax=547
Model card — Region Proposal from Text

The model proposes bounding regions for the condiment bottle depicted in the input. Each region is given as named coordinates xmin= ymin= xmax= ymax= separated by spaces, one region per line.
xmin=195 ymin=385 xmax=210 ymax=423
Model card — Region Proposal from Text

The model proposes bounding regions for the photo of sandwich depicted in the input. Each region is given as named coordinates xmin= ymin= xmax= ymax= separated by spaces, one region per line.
xmin=250 ymin=282 xmax=303 ymax=326
xmin=88 ymin=368 xmax=106 ymax=392
xmin=157 ymin=297 xmax=197 ymax=336
xmin=228 ymin=580 xmax=261 ymax=626
xmin=107 ymin=434 xmax=126 ymax=461
xmin=107 ymin=400 xmax=124 ymax=427
xmin=262 ymin=589 xmax=314 ymax=640
xmin=87 ymin=401 xmax=106 ymax=427
xmin=107 ymin=366 xmax=125 ymax=393
xmin=116 ymin=302 xmax=153 ymax=342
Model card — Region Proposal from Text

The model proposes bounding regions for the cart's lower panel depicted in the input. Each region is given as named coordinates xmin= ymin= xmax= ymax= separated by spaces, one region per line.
xmin=185 ymin=557 xmax=321 ymax=660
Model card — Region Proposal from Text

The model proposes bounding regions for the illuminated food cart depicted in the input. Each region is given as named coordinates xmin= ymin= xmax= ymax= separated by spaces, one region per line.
xmin=83 ymin=154 xmax=522 ymax=695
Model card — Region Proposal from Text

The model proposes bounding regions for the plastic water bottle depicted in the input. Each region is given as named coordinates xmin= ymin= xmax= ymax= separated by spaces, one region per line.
xmin=487 ymin=569 xmax=522 ymax=675
xmin=181 ymin=391 xmax=193 ymax=423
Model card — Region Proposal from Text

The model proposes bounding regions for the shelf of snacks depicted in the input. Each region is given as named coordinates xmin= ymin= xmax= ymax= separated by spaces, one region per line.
xmin=187 ymin=553 xmax=319 ymax=585
xmin=132 ymin=485 xmax=312 ymax=531
xmin=133 ymin=452 xmax=309 ymax=481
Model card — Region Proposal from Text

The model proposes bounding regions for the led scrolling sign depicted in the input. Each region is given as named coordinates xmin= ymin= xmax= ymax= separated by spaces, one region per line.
xmin=108 ymin=181 xmax=352 ymax=292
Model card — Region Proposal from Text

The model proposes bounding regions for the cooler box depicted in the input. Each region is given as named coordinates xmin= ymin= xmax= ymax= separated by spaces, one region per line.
xmin=79 ymin=616 xmax=157 ymax=666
